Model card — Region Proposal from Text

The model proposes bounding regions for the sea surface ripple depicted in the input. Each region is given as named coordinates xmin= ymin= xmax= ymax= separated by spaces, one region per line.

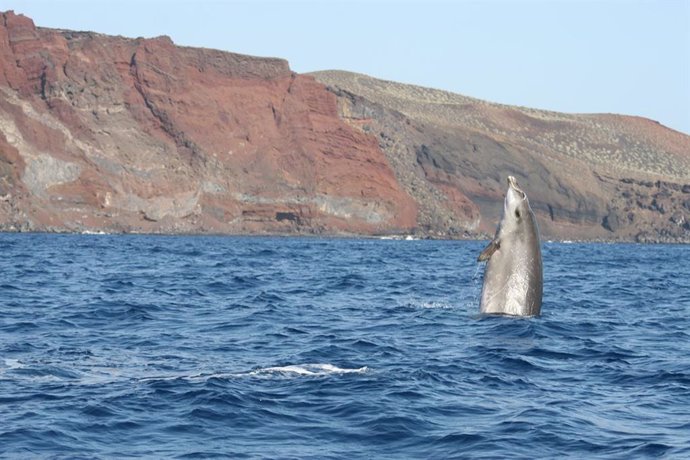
xmin=1 ymin=234 xmax=689 ymax=458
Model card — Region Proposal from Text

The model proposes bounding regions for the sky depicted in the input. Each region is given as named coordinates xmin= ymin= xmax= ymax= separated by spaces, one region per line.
xmin=3 ymin=0 xmax=689 ymax=134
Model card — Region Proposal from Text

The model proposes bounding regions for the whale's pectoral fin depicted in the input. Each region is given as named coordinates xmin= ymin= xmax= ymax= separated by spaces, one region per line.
xmin=478 ymin=239 xmax=500 ymax=262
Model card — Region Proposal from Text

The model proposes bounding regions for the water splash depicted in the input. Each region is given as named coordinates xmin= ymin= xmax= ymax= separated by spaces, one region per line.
xmin=244 ymin=363 xmax=369 ymax=377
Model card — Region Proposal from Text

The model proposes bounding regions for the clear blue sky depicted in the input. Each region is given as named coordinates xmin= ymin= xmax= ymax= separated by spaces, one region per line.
xmin=3 ymin=0 xmax=689 ymax=134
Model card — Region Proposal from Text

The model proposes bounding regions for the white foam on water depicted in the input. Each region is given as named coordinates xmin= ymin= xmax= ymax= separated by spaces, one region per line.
xmin=402 ymin=298 xmax=457 ymax=310
xmin=138 ymin=372 xmax=193 ymax=383
xmin=416 ymin=301 xmax=455 ymax=309
xmin=3 ymin=358 xmax=23 ymax=369
xmin=0 ymin=358 xmax=24 ymax=378
xmin=127 ymin=364 xmax=370 ymax=383
xmin=250 ymin=363 xmax=368 ymax=376
xmin=78 ymin=368 xmax=129 ymax=385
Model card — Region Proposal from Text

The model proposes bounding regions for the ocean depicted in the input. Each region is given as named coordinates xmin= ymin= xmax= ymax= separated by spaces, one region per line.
xmin=1 ymin=234 xmax=689 ymax=459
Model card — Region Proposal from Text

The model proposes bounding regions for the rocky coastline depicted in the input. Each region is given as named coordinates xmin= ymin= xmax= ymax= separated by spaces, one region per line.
xmin=1 ymin=11 xmax=688 ymax=243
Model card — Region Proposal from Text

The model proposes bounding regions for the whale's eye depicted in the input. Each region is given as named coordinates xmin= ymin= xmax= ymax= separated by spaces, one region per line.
xmin=515 ymin=210 xmax=521 ymax=219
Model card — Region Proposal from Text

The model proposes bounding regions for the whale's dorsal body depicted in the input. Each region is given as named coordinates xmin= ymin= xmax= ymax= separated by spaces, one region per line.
xmin=479 ymin=176 xmax=543 ymax=316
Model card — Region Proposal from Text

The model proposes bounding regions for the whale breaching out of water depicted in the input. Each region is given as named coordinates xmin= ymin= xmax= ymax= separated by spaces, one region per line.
xmin=478 ymin=176 xmax=543 ymax=316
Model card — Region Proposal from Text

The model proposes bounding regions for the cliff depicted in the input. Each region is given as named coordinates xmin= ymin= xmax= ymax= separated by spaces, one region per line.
xmin=1 ymin=11 xmax=688 ymax=241
xmin=0 ymin=11 xmax=416 ymax=235
xmin=311 ymin=71 xmax=690 ymax=242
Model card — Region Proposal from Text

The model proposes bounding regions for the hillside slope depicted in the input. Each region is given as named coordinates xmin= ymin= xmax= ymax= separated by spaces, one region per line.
xmin=311 ymin=71 xmax=690 ymax=242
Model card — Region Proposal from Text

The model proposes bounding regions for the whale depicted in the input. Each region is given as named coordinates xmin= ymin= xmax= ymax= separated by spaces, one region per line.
xmin=478 ymin=176 xmax=543 ymax=316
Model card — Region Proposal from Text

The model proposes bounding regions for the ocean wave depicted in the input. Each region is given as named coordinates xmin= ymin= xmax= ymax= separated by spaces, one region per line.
xmin=135 ymin=364 xmax=370 ymax=383
xmin=244 ymin=363 xmax=369 ymax=377
xmin=409 ymin=300 xmax=456 ymax=309
xmin=253 ymin=363 xmax=365 ymax=378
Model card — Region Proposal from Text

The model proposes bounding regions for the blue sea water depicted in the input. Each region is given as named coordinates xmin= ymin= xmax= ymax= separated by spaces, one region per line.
xmin=0 ymin=234 xmax=689 ymax=459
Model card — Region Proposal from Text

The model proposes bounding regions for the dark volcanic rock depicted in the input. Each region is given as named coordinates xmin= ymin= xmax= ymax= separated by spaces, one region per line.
xmin=602 ymin=210 xmax=621 ymax=232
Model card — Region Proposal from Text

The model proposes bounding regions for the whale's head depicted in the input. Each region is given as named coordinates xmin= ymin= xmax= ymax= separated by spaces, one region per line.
xmin=501 ymin=176 xmax=532 ymax=235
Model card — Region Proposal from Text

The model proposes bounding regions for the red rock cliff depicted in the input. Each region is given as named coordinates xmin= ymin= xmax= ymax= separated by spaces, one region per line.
xmin=0 ymin=11 xmax=417 ymax=234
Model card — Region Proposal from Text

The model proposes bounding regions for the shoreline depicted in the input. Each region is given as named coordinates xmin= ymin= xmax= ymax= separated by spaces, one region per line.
xmin=1 ymin=229 xmax=688 ymax=245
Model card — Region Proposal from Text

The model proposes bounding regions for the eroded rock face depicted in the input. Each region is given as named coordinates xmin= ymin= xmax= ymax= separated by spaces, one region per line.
xmin=0 ymin=11 xmax=417 ymax=234
xmin=312 ymin=71 xmax=690 ymax=242
xmin=1 ymin=11 xmax=688 ymax=242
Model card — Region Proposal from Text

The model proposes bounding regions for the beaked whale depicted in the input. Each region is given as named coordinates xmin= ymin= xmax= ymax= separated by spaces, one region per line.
xmin=478 ymin=176 xmax=543 ymax=316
